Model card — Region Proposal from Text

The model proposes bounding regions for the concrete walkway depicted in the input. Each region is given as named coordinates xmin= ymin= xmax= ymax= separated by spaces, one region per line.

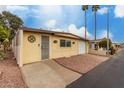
xmin=21 ymin=60 xmax=81 ymax=88
xmin=44 ymin=60 xmax=81 ymax=85
xmin=67 ymin=49 xmax=124 ymax=88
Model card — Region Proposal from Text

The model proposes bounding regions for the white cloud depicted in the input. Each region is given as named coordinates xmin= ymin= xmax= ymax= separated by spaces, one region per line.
xmin=68 ymin=24 xmax=93 ymax=39
xmin=51 ymin=28 xmax=64 ymax=32
xmin=38 ymin=5 xmax=64 ymax=20
xmin=0 ymin=5 xmax=7 ymax=12
xmin=0 ymin=5 xmax=42 ymax=20
xmin=45 ymin=19 xmax=56 ymax=29
xmin=98 ymin=7 xmax=108 ymax=15
xmin=0 ymin=5 xmax=32 ymax=20
xmin=40 ymin=6 xmax=63 ymax=15
xmin=97 ymin=30 xmax=113 ymax=40
xmin=0 ymin=5 xmax=30 ymax=13
xmin=0 ymin=5 xmax=64 ymax=20
xmin=30 ymin=6 xmax=65 ymax=28
xmin=44 ymin=23 xmax=93 ymax=39
xmin=6 ymin=6 xmax=29 ymax=12
xmin=114 ymin=5 xmax=124 ymax=18
xmin=8 ymin=6 xmax=31 ymax=20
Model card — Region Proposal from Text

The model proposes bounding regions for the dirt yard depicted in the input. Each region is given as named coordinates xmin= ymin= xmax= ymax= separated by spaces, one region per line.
xmin=54 ymin=54 xmax=109 ymax=74
xmin=0 ymin=51 xmax=26 ymax=88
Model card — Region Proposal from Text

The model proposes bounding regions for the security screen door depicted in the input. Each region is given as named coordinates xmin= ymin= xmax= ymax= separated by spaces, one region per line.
xmin=41 ymin=36 xmax=49 ymax=60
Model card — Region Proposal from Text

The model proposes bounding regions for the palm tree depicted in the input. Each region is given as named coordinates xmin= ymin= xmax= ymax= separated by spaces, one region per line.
xmin=107 ymin=7 xmax=109 ymax=55
xmin=92 ymin=5 xmax=100 ymax=50
xmin=92 ymin=5 xmax=100 ymax=40
xmin=82 ymin=5 xmax=88 ymax=53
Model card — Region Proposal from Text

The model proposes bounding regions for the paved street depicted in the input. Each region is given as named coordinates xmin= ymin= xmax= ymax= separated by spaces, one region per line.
xmin=67 ymin=49 xmax=124 ymax=88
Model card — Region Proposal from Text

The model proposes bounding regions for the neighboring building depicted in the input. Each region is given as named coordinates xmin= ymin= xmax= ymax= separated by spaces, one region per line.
xmin=90 ymin=38 xmax=107 ymax=50
xmin=120 ymin=43 xmax=124 ymax=48
xmin=89 ymin=38 xmax=109 ymax=56
xmin=112 ymin=43 xmax=123 ymax=50
xmin=12 ymin=27 xmax=89 ymax=67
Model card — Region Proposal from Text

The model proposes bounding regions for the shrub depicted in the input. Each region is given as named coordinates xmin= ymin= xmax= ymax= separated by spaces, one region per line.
xmin=109 ymin=47 xmax=116 ymax=55
xmin=99 ymin=38 xmax=112 ymax=49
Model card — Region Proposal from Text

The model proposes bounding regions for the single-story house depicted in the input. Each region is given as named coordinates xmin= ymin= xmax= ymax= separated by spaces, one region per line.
xmin=90 ymin=38 xmax=108 ymax=50
xmin=12 ymin=27 xmax=89 ymax=67
xmin=112 ymin=43 xmax=121 ymax=48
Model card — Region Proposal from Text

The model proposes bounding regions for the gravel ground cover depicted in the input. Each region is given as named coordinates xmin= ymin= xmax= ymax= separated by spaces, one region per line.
xmin=54 ymin=54 xmax=109 ymax=74
xmin=0 ymin=51 xmax=27 ymax=88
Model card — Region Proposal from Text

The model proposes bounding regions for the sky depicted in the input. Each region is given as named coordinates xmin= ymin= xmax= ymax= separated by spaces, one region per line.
xmin=0 ymin=5 xmax=124 ymax=43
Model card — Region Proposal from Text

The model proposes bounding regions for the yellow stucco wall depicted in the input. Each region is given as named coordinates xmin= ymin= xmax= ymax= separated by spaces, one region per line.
xmin=23 ymin=32 xmax=41 ymax=64
xmin=86 ymin=41 xmax=90 ymax=53
xmin=22 ymin=31 xmax=89 ymax=64
xmin=50 ymin=36 xmax=79 ymax=58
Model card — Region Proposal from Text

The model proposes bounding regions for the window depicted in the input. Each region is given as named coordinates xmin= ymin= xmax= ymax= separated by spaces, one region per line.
xmin=67 ymin=40 xmax=71 ymax=47
xmin=60 ymin=40 xmax=66 ymax=47
xmin=60 ymin=39 xmax=71 ymax=47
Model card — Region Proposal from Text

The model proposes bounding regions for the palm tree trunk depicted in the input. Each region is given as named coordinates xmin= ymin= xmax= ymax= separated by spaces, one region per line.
xmin=94 ymin=11 xmax=97 ymax=50
xmin=107 ymin=9 xmax=109 ymax=55
xmin=94 ymin=11 xmax=96 ymax=40
xmin=85 ymin=10 xmax=87 ymax=53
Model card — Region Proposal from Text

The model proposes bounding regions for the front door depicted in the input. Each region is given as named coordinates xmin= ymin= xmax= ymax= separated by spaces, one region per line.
xmin=79 ymin=41 xmax=85 ymax=54
xmin=41 ymin=36 xmax=49 ymax=60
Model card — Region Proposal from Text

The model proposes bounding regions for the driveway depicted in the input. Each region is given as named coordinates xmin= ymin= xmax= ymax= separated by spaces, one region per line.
xmin=54 ymin=54 xmax=108 ymax=74
xmin=21 ymin=60 xmax=81 ymax=88
xmin=67 ymin=49 xmax=124 ymax=88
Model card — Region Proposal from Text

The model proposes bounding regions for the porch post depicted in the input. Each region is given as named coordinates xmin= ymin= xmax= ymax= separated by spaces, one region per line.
xmin=19 ymin=30 xmax=23 ymax=67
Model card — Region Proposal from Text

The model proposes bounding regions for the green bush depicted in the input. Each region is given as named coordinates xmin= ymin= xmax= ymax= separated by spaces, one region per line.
xmin=0 ymin=51 xmax=6 ymax=60
xmin=99 ymin=38 xmax=112 ymax=49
